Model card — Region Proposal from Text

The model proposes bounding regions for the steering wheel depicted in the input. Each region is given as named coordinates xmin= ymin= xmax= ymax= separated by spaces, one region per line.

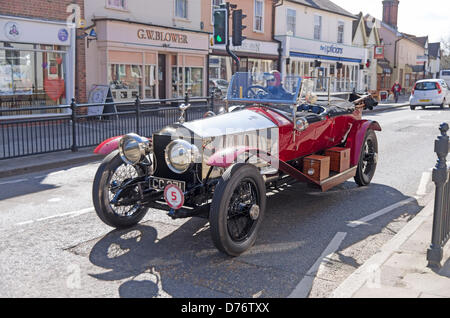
xmin=247 ymin=85 xmax=268 ymax=99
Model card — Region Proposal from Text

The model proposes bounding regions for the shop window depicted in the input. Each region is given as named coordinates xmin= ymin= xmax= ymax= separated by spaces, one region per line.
xmin=145 ymin=65 xmax=156 ymax=99
xmin=286 ymin=9 xmax=296 ymax=36
xmin=185 ymin=67 xmax=203 ymax=97
xmin=108 ymin=64 xmax=143 ymax=101
xmin=209 ymin=56 xmax=233 ymax=82
xmin=254 ymin=0 xmax=264 ymax=32
xmin=106 ymin=0 xmax=128 ymax=10
xmin=175 ymin=0 xmax=188 ymax=19
xmin=0 ymin=42 xmax=67 ymax=113
xmin=172 ymin=66 xmax=184 ymax=98
xmin=405 ymin=73 xmax=411 ymax=88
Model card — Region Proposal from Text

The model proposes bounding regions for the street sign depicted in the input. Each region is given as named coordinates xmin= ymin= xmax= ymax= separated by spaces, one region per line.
xmin=416 ymin=55 xmax=427 ymax=64
xmin=374 ymin=46 xmax=384 ymax=59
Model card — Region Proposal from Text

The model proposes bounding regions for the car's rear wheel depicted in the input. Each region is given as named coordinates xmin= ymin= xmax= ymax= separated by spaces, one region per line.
xmin=421 ymin=106 xmax=427 ymax=109
xmin=92 ymin=150 xmax=149 ymax=229
xmin=354 ymin=130 xmax=378 ymax=187
xmin=209 ymin=163 xmax=266 ymax=256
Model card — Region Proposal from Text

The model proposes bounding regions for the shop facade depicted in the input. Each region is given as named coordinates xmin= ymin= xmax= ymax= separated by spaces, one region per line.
xmin=0 ymin=15 xmax=76 ymax=114
xmin=86 ymin=18 xmax=210 ymax=102
xmin=209 ymin=39 xmax=280 ymax=83
xmin=277 ymin=35 xmax=366 ymax=93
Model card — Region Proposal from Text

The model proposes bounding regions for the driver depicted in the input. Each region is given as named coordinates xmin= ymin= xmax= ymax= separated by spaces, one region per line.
xmin=265 ymin=70 xmax=293 ymax=100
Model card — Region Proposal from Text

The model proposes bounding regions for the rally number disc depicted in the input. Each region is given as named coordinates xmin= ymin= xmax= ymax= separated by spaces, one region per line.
xmin=164 ymin=184 xmax=185 ymax=210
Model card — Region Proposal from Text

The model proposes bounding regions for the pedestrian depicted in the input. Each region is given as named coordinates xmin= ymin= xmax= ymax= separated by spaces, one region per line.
xmin=391 ymin=81 xmax=402 ymax=103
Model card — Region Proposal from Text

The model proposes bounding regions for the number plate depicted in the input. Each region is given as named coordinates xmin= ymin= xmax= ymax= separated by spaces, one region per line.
xmin=419 ymin=99 xmax=430 ymax=102
xmin=149 ymin=177 xmax=186 ymax=192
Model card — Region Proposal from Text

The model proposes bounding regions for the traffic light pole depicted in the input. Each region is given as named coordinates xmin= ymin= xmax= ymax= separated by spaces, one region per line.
xmin=224 ymin=2 xmax=240 ymax=72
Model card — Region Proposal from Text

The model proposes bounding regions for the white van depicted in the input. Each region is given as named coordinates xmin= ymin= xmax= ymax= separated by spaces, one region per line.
xmin=440 ymin=70 xmax=450 ymax=86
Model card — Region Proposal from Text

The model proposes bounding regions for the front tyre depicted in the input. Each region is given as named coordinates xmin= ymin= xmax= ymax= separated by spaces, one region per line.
xmin=209 ymin=164 xmax=266 ymax=256
xmin=92 ymin=150 xmax=148 ymax=229
xmin=354 ymin=130 xmax=378 ymax=187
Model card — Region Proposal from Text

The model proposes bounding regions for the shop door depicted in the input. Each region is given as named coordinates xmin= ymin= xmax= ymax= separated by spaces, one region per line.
xmin=158 ymin=54 xmax=166 ymax=99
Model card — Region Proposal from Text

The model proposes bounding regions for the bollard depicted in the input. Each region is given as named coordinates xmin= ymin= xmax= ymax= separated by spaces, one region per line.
xmin=71 ymin=98 xmax=78 ymax=152
xmin=427 ymin=123 xmax=449 ymax=268
xmin=135 ymin=95 xmax=141 ymax=135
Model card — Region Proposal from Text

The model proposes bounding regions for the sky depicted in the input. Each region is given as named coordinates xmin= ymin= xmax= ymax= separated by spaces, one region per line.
xmin=331 ymin=0 xmax=450 ymax=43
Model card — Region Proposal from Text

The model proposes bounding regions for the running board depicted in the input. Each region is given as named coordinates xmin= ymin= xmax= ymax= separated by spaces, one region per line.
xmin=320 ymin=166 xmax=357 ymax=192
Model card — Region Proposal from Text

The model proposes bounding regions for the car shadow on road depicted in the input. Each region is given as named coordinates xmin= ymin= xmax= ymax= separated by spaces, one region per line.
xmin=84 ymin=181 xmax=423 ymax=298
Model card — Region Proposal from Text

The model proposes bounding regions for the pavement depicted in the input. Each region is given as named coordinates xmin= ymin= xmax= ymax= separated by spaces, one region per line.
xmin=0 ymin=147 xmax=102 ymax=179
xmin=331 ymin=194 xmax=450 ymax=298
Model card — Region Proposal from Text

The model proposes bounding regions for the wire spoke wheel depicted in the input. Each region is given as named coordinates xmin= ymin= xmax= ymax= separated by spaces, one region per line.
xmin=93 ymin=150 xmax=149 ymax=229
xmin=354 ymin=130 xmax=378 ymax=187
xmin=226 ymin=179 xmax=259 ymax=242
xmin=108 ymin=164 xmax=141 ymax=217
xmin=210 ymin=163 xmax=266 ymax=256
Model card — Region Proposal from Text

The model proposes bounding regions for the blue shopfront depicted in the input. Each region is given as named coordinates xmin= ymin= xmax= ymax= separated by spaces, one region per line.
xmin=276 ymin=35 xmax=367 ymax=92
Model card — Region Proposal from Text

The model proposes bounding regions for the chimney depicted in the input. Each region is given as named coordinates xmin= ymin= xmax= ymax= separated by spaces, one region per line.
xmin=382 ymin=0 xmax=400 ymax=29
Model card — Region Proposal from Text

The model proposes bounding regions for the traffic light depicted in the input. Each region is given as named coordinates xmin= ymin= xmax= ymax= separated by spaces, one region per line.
xmin=213 ymin=9 xmax=228 ymax=45
xmin=232 ymin=9 xmax=247 ymax=46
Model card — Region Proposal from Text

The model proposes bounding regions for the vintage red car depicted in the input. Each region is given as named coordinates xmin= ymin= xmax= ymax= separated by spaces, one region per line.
xmin=92 ymin=72 xmax=381 ymax=256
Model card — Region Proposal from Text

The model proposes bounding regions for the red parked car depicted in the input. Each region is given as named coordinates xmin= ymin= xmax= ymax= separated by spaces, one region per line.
xmin=92 ymin=72 xmax=381 ymax=256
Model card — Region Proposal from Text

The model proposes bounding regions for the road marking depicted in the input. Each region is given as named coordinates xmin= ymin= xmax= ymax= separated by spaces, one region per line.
xmin=0 ymin=178 xmax=28 ymax=185
xmin=288 ymin=232 xmax=347 ymax=298
xmin=347 ymin=197 xmax=415 ymax=228
xmin=416 ymin=171 xmax=431 ymax=196
xmin=15 ymin=207 xmax=94 ymax=226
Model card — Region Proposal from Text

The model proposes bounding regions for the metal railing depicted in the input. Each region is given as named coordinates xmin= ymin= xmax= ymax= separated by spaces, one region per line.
xmin=0 ymin=93 xmax=217 ymax=160
xmin=427 ymin=123 xmax=450 ymax=268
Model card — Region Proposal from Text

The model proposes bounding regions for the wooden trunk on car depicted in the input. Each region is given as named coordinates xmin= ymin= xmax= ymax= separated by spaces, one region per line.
xmin=303 ymin=155 xmax=330 ymax=181
xmin=325 ymin=147 xmax=350 ymax=172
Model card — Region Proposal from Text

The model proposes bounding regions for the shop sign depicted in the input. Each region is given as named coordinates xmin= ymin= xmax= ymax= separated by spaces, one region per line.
xmin=58 ymin=29 xmax=69 ymax=42
xmin=1 ymin=18 xmax=71 ymax=45
xmin=137 ymin=29 xmax=188 ymax=44
xmin=319 ymin=44 xmax=343 ymax=55
xmin=374 ymin=46 xmax=384 ymax=59
xmin=4 ymin=21 xmax=21 ymax=41
xmin=285 ymin=36 xmax=365 ymax=61
xmin=416 ymin=55 xmax=427 ymax=65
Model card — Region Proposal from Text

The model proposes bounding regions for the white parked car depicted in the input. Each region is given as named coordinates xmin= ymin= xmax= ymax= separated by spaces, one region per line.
xmin=440 ymin=70 xmax=450 ymax=87
xmin=410 ymin=79 xmax=450 ymax=110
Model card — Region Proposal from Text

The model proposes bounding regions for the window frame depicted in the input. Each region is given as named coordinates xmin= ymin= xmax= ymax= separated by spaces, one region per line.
xmin=253 ymin=0 xmax=264 ymax=33
xmin=175 ymin=0 xmax=188 ymax=20
xmin=105 ymin=0 xmax=128 ymax=11
xmin=337 ymin=20 xmax=345 ymax=44
xmin=286 ymin=8 xmax=296 ymax=36
xmin=314 ymin=14 xmax=322 ymax=40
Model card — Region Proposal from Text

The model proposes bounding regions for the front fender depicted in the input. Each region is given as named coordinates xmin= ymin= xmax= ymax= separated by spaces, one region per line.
xmin=207 ymin=146 xmax=256 ymax=168
xmin=94 ymin=136 xmax=122 ymax=155
xmin=345 ymin=120 xmax=381 ymax=166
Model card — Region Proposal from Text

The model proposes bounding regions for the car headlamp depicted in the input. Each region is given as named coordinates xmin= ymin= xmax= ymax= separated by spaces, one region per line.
xmin=119 ymin=133 xmax=151 ymax=165
xmin=165 ymin=139 xmax=200 ymax=174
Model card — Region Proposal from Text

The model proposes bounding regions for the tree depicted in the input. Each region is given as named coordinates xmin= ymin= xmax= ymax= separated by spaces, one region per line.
xmin=441 ymin=37 xmax=450 ymax=69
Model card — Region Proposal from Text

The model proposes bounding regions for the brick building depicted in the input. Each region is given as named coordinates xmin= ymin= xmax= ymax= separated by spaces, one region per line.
xmin=0 ymin=0 xmax=87 ymax=117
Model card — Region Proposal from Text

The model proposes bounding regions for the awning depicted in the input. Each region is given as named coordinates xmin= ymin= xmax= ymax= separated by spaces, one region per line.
xmin=409 ymin=65 xmax=425 ymax=73
xmin=290 ymin=51 xmax=362 ymax=64
xmin=377 ymin=60 xmax=392 ymax=74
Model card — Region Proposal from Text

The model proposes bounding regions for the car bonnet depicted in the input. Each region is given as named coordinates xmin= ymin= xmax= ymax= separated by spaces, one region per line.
xmin=182 ymin=109 xmax=278 ymax=138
